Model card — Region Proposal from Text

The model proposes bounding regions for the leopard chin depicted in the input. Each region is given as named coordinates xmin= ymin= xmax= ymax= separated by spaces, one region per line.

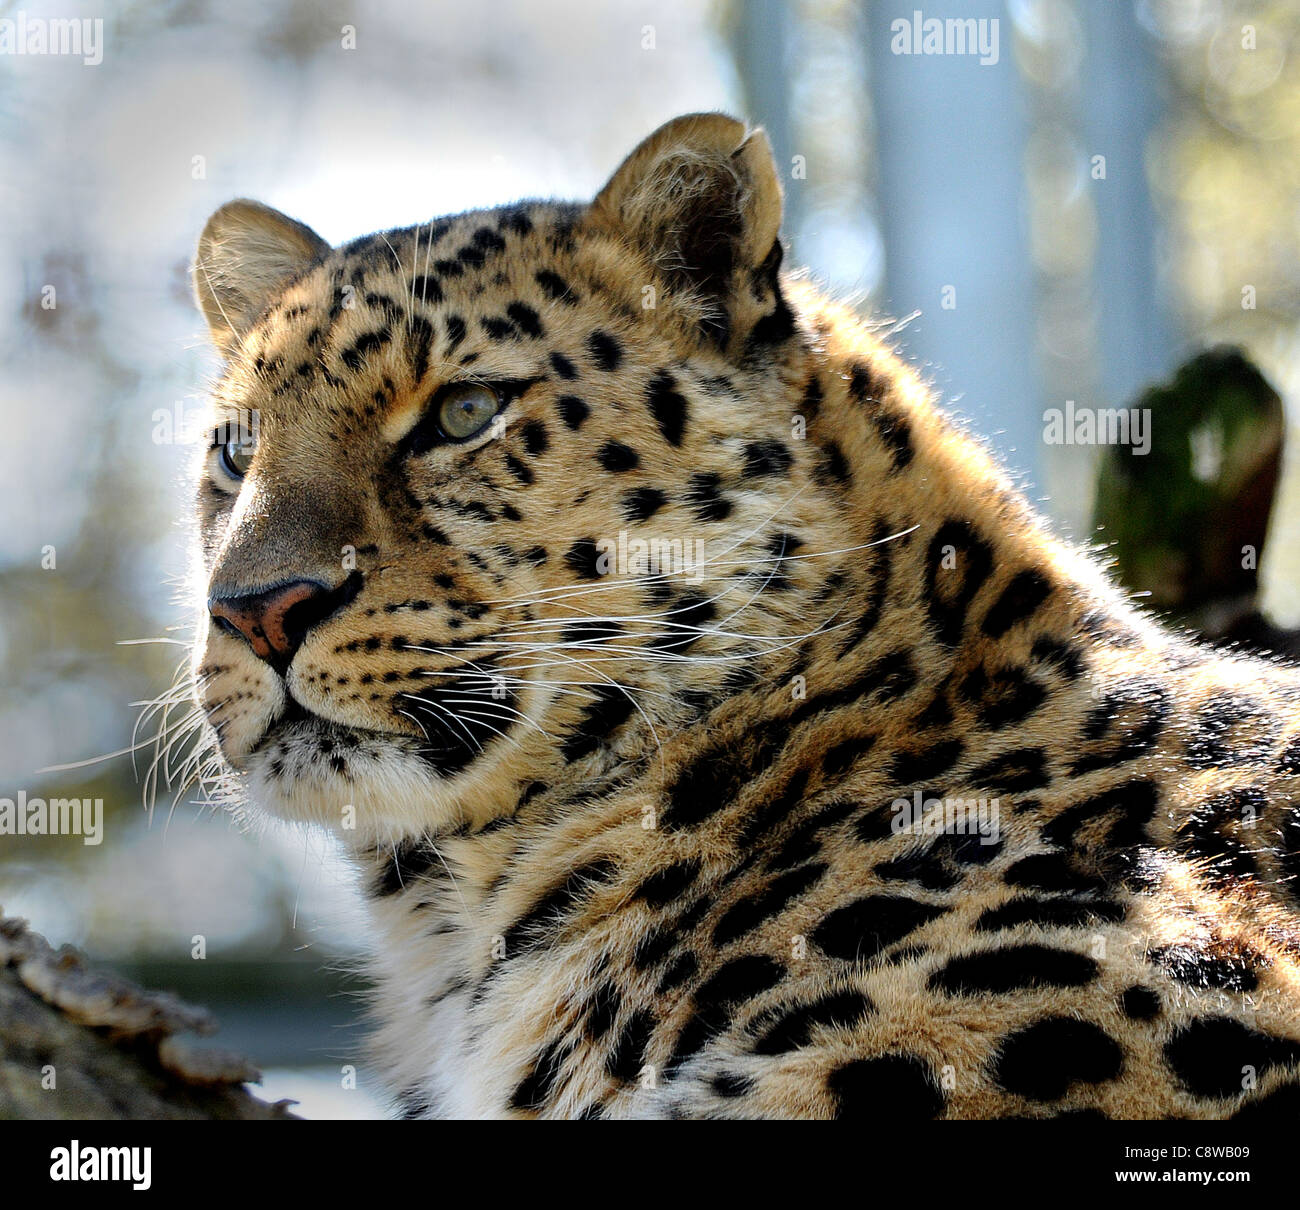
xmin=217 ymin=671 xmax=546 ymax=837
xmin=241 ymin=728 xmax=456 ymax=838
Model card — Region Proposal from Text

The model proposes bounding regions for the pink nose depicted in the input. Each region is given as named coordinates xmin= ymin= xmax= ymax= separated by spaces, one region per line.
xmin=208 ymin=580 xmax=328 ymax=668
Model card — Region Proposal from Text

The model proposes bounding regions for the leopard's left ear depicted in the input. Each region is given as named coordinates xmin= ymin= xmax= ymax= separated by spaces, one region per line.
xmin=193 ymin=199 xmax=330 ymax=355
xmin=589 ymin=113 xmax=788 ymax=349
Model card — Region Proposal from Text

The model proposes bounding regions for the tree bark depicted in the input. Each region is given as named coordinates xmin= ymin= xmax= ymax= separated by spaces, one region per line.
xmin=0 ymin=914 xmax=296 ymax=1120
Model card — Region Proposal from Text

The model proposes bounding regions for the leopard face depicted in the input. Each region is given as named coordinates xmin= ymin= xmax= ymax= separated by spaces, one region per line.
xmin=190 ymin=115 xmax=822 ymax=839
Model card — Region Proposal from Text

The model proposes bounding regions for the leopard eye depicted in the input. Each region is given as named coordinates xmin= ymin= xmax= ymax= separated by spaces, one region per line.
xmin=217 ymin=435 xmax=256 ymax=479
xmin=437 ymin=383 xmax=501 ymax=441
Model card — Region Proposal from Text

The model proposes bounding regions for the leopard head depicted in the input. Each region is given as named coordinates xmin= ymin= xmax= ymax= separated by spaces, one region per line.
xmin=188 ymin=113 xmax=849 ymax=842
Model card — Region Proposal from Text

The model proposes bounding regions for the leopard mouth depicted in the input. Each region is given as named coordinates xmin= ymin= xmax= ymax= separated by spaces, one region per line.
xmin=250 ymin=661 xmax=524 ymax=778
xmin=253 ymin=694 xmax=374 ymax=748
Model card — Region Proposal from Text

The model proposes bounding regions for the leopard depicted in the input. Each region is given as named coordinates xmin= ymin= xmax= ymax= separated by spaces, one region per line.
xmin=187 ymin=112 xmax=1300 ymax=1119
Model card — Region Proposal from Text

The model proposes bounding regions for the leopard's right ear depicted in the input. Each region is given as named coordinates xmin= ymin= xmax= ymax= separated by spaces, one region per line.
xmin=193 ymin=200 xmax=329 ymax=354
xmin=589 ymin=113 xmax=784 ymax=350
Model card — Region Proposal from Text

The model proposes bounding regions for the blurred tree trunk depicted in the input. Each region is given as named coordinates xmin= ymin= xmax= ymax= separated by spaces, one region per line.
xmin=0 ymin=914 xmax=294 ymax=1120
xmin=1095 ymin=345 xmax=1300 ymax=660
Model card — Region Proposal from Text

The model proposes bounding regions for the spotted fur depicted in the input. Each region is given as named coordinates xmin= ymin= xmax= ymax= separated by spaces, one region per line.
xmin=187 ymin=114 xmax=1300 ymax=1119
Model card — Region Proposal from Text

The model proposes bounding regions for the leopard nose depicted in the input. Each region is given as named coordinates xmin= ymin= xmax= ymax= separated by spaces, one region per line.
xmin=208 ymin=576 xmax=359 ymax=671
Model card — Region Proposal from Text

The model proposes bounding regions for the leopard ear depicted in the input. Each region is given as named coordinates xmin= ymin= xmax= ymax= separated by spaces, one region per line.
xmin=590 ymin=113 xmax=786 ymax=348
xmin=193 ymin=199 xmax=329 ymax=354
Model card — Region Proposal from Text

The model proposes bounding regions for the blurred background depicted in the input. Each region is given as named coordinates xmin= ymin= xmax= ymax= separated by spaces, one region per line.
xmin=2 ymin=0 xmax=1299 ymax=1118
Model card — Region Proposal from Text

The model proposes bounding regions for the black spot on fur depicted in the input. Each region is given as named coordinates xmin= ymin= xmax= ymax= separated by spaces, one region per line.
xmin=444 ymin=315 xmax=467 ymax=351
xmin=1119 ymin=986 xmax=1162 ymax=1021
xmin=1151 ymin=944 xmax=1260 ymax=993
xmin=889 ymin=739 xmax=964 ymax=784
xmin=341 ymin=328 xmax=391 ymax=372
xmin=752 ymin=990 xmax=874 ymax=1056
xmin=634 ymin=859 xmax=702 ymax=909
xmin=587 ymin=329 xmax=622 ymax=370
xmin=557 ymin=394 xmax=589 ymax=430
xmin=800 ymin=374 xmax=823 ymax=418
xmin=1042 ymin=779 xmax=1158 ymax=854
xmin=834 ymin=521 xmax=895 ymax=657
xmin=507 ymin=859 xmax=618 ymax=955
xmin=822 ymin=734 xmax=877 ymax=778
xmin=521 ymin=419 xmax=549 ymax=456
xmin=994 ymin=1017 xmax=1123 ymax=1101
xmin=743 ymin=439 xmax=794 ymax=478
xmin=828 ymin=1054 xmax=945 ymax=1119
xmin=711 ymin=1071 xmax=754 ymax=1098
xmin=1164 ymin=1017 xmax=1300 ymax=1099
xmin=1069 ymin=680 xmax=1170 ymax=776
xmin=500 ymin=208 xmax=533 ymax=235
xmin=847 ymin=361 xmax=881 ymax=404
xmin=1232 ymin=1083 xmax=1300 ymax=1119
xmin=969 ymin=748 xmax=1048 ymax=794
xmin=668 ymin=956 xmax=787 ymax=1070
xmin=817 ymin=440 xmax=851 ymax=485
xmin=597 ymin=440 xmax=639 ymax=472
xmin=1003 ymin=853 xmax=1104 ymax=894
xmin=1185 ymin=694 xmax=1276 ymax=769
xmin=763 ymin=530 xmax=804 ymax=592
xmin=563 ymin=538 xmax=602 ymax=580
xmin=684 ymin=472 xmax=732 ymax=522
xmin=648 ymin=590 xmax=715 ymax=654
xmin=504 ymin=453 xmax=533 ymax=485
xmin=471 ymin=226 xmax=506 ymax=253
xmin=759 ymin=805 xmax=863 ymax=868
xmin=812 ymin=895 xmax=947 ymax=962
xmin=632 ymin=925 xmax=681 ymax=973
xmin=875 ymin=845 xmax=958 ymax=892
xmin=621 ymin=486 xmax=667 ymax=522
xmin=873 ymin=412 xmax=914 ymax=472
xmin=736 ymin=767 xmax=813 ymax=850
xmin=550 ymin=351 xmax=577 ymax=379
xmin=959 ymin=664 xmax=1046 ymax=731
xmin=481 ymin=316 xmax=515 ymax=341
xmin=370 ymin=836 xmax=447 ymax=896
xmin=1031 ymin=637 xmax=1083 ymax=681
xmin=982 ymin=570 xmax=1052 ymax=638
xmin=929 ymin=945 xmax=1098 ymax=996
xmin=606 ymin=1009 xmax=655 ymax=1082
xmin=1179 ymin=788 xmax=1264 ymax=882
xmin=585 ymin=983 xmax=621 ymax=1041
xmin=407 ymin=315 xmax=434 ymax=385
xmin=510 ymin=1037 xmax=572 ymax=1111
xmin=409 ymin=275 xmax=444 ymax=307
xmin=711 ymin=862 xmax=829 ymax=946
xmin=662 ymin=720 xmax=787 ymax=830
xmin=535 ymin=269 xmax=576 ymax=303
xmin=657 ymin=952 xmax=699 ymax=994
xmin=924 ymin=520 xmax=994 ymax=646
xmin=646 ymin=370 xmax=688 ymax=447
xmin=561 ymin=683 xmax=635 ymax=761
xmin=976 ymin=896 xmax=1125 ymax=933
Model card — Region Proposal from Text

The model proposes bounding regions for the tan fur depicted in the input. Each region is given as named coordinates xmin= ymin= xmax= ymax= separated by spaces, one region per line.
xmin=186 ymin=114 xmax=1300 ymax=1118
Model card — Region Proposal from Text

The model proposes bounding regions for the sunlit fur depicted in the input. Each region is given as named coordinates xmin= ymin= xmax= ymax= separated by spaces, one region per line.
xmin=178 ymin=115 xmax=1300 ymax=1118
